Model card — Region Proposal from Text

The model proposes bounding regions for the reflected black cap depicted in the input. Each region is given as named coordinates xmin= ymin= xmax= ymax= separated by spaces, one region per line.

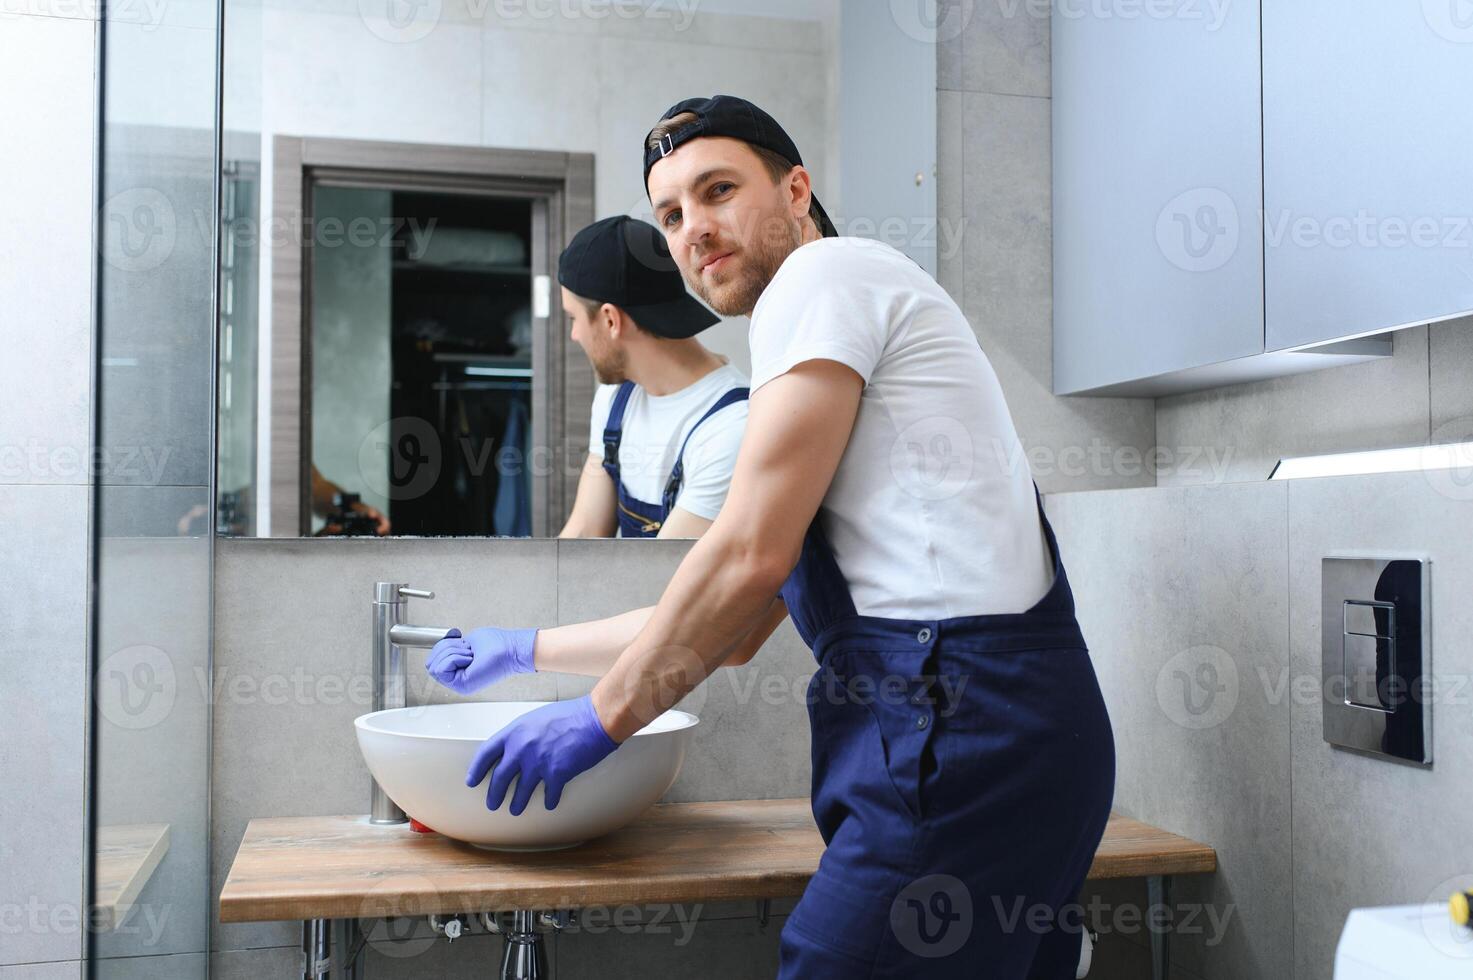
xmin=642 ymin=94 xmax=839 ymax=239
xmin=557 ymin=215 xmax=720 ymax=339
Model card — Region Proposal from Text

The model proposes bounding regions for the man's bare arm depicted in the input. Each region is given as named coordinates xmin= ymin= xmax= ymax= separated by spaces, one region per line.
xmin=557 ymin=454 xmax=618 ymax=538
xmin=589 ymin=359 xmax=863 ymax=740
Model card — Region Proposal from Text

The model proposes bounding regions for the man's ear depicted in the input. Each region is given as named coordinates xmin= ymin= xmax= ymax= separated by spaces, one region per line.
xmin=601 ymin=303 xmax=625 ymax=339
xmin=787 ymin=166 xmax=814 ymax=221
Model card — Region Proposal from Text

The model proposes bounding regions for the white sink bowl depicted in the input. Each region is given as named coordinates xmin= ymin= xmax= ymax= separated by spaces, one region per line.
xmin=355 ymin=701 xmax=698 ymax=850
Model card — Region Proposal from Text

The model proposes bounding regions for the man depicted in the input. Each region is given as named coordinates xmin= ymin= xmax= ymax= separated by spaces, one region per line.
xmin=427 ymin=96 xmax=1115 ymax=978
xmin=556 ymin=215 xmax=749 ymax=540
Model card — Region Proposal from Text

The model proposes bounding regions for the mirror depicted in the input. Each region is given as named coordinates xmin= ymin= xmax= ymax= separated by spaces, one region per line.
xmin=218 ymin=0 xmax=940 ymax=539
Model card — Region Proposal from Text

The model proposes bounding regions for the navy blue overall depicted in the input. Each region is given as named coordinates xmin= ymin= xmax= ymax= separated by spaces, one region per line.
xmin=600 ymin=380 xmax=749 ymax=537
xmin=776 ymin=487 xmax=1116 ymax=978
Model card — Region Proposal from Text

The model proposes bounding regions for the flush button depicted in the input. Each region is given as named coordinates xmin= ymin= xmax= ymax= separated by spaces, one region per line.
xmin=1342 ymin=632 xmax=1395 ymax=711
xmin=1344 ymin=599 xmax=1395 ymax=638
xmin=916 ymin=627 xmax=933 ymax=644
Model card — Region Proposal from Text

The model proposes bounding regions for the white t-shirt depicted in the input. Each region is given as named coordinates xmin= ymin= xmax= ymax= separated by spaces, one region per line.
xmin=587 ymin=362 xmax=749 ymax=528
xmin=749 ymin=237 xmax=1054 ymax=620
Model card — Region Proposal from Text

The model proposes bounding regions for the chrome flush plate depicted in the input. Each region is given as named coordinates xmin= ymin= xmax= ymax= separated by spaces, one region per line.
xmin=1321 ymin=557 xmax=1431 ymax=766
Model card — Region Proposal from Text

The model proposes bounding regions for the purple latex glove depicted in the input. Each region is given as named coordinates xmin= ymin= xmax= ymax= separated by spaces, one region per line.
xmin=425 ymin=626 xmax=537 ymax=695
xmin=465 ymin=695 xmax=620 ymax=815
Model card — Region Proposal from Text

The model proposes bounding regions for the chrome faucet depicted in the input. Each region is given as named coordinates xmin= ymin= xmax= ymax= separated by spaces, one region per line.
xmin=371 ymin=582 xmax=454 ymax=824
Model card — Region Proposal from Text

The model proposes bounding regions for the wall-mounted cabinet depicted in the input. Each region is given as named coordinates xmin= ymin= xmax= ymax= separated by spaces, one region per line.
xmin=1053 ymin=0 xmax=1469 ymax=396
xmin=1262 ymin=0 xmax=1473 ymax=351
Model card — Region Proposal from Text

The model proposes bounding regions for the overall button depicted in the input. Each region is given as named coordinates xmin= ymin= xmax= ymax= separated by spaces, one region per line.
xmin=916 ymin=627 xmax=933 ymax=644
xmin=915 ymin=714 xmax=930 ymax=730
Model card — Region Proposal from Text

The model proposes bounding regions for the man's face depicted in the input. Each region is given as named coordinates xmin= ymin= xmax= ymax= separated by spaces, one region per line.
xmin=647 ymin=136 xmax=807 ymax=317
xmin=562 ymin=286 xmax=627 ymax=385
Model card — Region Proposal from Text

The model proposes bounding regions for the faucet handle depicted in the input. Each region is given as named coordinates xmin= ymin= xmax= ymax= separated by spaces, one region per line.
xmin=398 ymin=587 xmax=435 ymax=600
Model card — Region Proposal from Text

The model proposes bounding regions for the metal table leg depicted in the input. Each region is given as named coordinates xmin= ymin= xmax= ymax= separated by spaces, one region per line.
xmin=1146 ymin=875 xmax=1170 ymax=980
xmin=302 ymin=919 xmax=330 ymax=980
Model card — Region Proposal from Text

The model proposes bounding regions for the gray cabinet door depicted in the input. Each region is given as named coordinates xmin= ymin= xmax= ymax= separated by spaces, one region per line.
xmin=1053 ymin=1 xmax=1264 ymax=394
xmin=1263 ymin=0 xmax=1473 ymax=351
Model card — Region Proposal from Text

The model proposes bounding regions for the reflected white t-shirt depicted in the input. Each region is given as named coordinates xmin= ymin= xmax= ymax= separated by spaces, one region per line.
xmin=749 ymin=237 xmax=1054 ymax=619
xmin=587 ymin=362 xmax=749 ymax=528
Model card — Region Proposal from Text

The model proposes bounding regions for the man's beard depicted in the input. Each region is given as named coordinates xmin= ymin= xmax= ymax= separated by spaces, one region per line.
xmin=589 ymin=346 xmax=627 ymax=386
xmin=685 ymin=213 xmax=802 ymax=317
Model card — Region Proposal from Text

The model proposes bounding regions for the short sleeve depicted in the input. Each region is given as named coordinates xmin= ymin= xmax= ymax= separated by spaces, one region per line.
xmin=747 ymin=240 xmax=893 ymax=393
xmin=670 ymin=401 xmax=748 ymax=521
xmin=586 ymin=384 xmax=617 ymax=458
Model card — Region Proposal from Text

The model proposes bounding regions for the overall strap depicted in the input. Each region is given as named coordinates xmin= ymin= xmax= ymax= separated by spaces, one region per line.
xmin=660 ymin=387 xmax=750 ymax=514
xmin=599 ymin=381 xmax=637 ymax=484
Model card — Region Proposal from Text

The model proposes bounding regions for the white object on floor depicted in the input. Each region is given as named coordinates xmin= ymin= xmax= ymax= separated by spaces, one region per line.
xmin=1334 ymin=903 xmax=1473 ymax=979
xmin=1076 ymin=927 xmax=1093 ymax=978
xmin=356 ymin=702 xmax=697 ymax=850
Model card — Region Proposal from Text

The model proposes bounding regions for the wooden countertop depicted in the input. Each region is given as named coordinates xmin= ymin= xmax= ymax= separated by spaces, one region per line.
xmin=219 ymin=799 xmax=1215 ymax=924
xmin=95 ymin=823 xmax=171 ymax=930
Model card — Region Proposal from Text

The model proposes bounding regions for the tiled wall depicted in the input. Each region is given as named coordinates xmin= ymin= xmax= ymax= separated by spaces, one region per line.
xmin=210 ymin=537 xmax=816 ymax=976
xmin=1047 ymin=471 xmax=1473 ymax=980
xmin=936 ymin=4 xmax=1158 ymax=495
xmin=0 ymin=9 xmax=97 ymax=976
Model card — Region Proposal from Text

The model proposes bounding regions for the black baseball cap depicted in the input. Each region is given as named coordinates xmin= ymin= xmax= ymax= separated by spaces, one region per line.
xmin=643 ymin=94 xmax=839 ymax=239
xmin=557 ymin=215 xmax=720 ymax=339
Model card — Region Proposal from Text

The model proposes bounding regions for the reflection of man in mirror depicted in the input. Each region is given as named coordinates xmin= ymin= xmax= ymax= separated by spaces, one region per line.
xmin=556 ymin=215 xmax=749 ymax=539
xmin=309 ymin=464 xmax=390 ymax=536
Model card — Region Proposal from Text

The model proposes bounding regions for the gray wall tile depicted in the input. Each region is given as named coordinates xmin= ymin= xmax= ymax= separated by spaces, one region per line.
xmin=0 ymin=962 xmax=82 ymax=979
xmin=1044 ymin=482 xmax=1294 ymax=979
xmin=1155 ymin=328 xmax=1434 ymax=486
xmin=1285 ymin=473 xmax=1473 ymax=980
xmin=960 ymin=91 xmax=1155 ymax=493
xmin=959 ymin=0 xmax=1051 ymax=98
xmin=1429 ymin=316 xmax=1473 ymax=443
xmin=0 ymin=14 xmax=95 ymax=487
xmin=0 ymin=485 xmax=89 ymax=967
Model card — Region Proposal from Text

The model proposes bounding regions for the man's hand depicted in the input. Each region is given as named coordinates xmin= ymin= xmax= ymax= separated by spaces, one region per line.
xmin=465 ymin=696 xmax=619 ymax=814
xmin=426 ymin=627 xmax=537 ymax=695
